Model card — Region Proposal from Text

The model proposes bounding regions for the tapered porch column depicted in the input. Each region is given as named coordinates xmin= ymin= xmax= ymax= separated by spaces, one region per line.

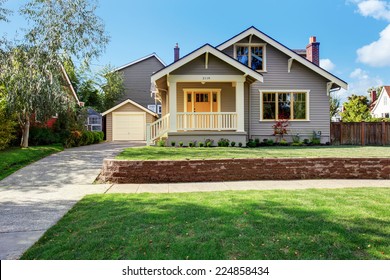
xmin=236 ymin=81 xmax=245 ymax=132
xmin=169 ymin=81 xmax=177 ymax=132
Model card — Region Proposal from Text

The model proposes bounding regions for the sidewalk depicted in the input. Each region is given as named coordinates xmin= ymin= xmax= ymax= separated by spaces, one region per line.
xmin=105 ymin=179 xmax=390 ymax=194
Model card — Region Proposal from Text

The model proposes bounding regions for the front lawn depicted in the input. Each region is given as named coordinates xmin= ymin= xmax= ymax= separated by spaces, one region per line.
xmin=22 ymin=188 xmax=390 ymax=260
xmin=0 ymin=144 xmax=63 ymax=181
xmin=116 ymin=146 xmax=390 ymax=161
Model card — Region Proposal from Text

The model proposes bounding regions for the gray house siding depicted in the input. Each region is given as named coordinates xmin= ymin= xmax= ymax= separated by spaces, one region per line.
xmin=221 ymin=35 xmax=331 ymax=142
xmin=171 ymin=53 xmax=243 ymax=76
xmin=117 ymin=56 xmax=165 ymax=109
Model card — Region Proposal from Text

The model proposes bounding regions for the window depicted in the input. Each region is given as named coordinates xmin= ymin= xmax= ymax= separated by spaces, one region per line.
xmin=261 ymin=91 xmax=308 ymax=120
xmin=384 ymin=96 xmax=388 ymax=106
xmin=147 ymin=104 xmax=156 ymax=112
xmin=235 ymin=44 xmax=266 ymax=71
xmin=157 ymin=105 xmax=162 ymax=115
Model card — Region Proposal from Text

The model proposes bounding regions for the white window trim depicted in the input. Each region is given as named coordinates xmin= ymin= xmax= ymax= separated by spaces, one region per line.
xmin=183 ymin=88 xmax=222 ymax=113
xmin=259 ymin=90 xmax=310 ymax=121
xmin=234 ymin=43 xmax=267 ymax=72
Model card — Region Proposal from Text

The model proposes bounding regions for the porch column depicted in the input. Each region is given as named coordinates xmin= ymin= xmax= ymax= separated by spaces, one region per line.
xmin=236 ymin=81 xmax=245 ymax=132
xmin=169 ymin=81 xmax=177 ymax=132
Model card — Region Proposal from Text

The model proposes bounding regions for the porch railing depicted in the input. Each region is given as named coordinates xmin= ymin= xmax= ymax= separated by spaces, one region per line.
xmin=177 ymin=112 xmax=237 ymax=131
xmin=146 ymin=113 xmax=170 ymax=145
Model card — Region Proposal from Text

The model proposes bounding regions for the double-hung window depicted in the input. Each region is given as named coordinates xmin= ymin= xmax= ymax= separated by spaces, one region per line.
xmin=261 ymin=91 xmax=309 ymax=120
xmin=234 ymin=44 xmax=266 ymax=71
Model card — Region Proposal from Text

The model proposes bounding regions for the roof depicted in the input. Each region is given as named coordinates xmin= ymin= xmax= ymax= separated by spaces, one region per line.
xmin=371 ymin=86 xmax=390 ymax=113
xmin=101 ymin=98 xmax=158 ymax=117
xmin=151 ymin=44 xmax=264 ymax=83
xmin=60 ymin=64 xmax=81 ymax=106
xmin=114 ymin=53 xmax=166 ymax=72
xmin=217 ymin=26 xmax=348 ymax=90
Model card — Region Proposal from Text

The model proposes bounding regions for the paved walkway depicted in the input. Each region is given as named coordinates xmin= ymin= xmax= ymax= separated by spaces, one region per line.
xmin=106 ymin=179 xmax=390 ymax=194
xmin=0 ymin=141 xmax=143 ymax=260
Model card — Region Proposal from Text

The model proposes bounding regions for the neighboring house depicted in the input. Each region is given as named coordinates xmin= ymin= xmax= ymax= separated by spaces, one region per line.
xmin=146 ymin=26 xmax=347 ymax=145
xmin=370 ymin=86 xmax=390 ymax=118
xmin=102 ymin=53 xmax=165 ymax=141
xmin=86 ymin=108 xmax=102 ymax=131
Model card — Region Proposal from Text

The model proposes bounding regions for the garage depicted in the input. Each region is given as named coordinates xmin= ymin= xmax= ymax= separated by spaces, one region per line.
xmin=113 ymin=113 xmax=145 ymax=141
xmin=102 ymin=99 xmax=158 ymax=142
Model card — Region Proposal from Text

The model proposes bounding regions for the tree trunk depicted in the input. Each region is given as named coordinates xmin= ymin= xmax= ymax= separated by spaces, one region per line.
xmin=20 ymin=118 xmax=30 ymax=148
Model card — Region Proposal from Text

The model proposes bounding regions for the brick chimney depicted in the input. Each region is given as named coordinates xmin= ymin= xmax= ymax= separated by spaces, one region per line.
xmin=306 ymin=36 xmax=320 ymax=66
xmin=174 ymin=43 xmax=180 ymax=62
xmin=371 ymin=90 xmax=377 ymax=103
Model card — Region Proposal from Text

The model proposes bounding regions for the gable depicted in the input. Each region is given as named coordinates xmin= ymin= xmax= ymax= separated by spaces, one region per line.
xmin=171 ymin=53 xmax=244 ymax=76
xmin=217 ymin=26 xmax=348 ymax=90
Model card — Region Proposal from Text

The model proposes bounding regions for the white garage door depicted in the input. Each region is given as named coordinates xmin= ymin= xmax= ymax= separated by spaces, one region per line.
xmin=113 ymin=113 xmax=145 ymax=141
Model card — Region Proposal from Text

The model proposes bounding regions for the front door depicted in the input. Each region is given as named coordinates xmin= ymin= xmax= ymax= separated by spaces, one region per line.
xmin=186 ymin=90 xmax=220 ymax=113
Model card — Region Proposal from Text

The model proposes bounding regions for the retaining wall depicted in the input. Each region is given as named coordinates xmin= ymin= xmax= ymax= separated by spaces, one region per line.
xmin=99 ymin=158 xmax=390 ymax=183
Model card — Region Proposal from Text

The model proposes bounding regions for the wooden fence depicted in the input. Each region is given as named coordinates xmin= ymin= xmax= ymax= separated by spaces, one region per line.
xmin=330 ymin=122 xmax=390 ymax=146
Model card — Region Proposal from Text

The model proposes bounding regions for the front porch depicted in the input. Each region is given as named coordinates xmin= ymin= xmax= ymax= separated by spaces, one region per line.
xmin=147 ymin=44 xmax=264 ymax=145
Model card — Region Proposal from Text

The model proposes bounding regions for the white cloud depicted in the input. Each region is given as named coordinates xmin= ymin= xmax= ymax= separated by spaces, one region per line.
xmin=320 ymin=58 xmax=335 ymax=71
xmin=357 ymin=24 xmax=390 ymax=66
xmin=357 ymin=0 xmax=390 ymax=21
xmin=339 ymin=68 xmax=383 ymax=102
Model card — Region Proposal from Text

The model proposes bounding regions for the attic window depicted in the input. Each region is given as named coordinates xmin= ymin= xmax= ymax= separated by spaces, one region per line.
xmin=234 ymin=44 xmax=266 ymax=71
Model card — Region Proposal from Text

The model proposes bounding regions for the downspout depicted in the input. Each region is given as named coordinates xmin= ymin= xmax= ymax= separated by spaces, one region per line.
xmin=248 ymin=82 xmax=251 ymax=140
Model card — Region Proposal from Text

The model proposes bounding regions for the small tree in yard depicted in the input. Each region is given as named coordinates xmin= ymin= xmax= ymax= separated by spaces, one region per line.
xmin=272 ymin=118 xmax=289 ymax=142
xmin=340 ymin=95 xmax=371 ymax=122
xmin=0 ymin=0 xmax=109 ymax=147
xmin=329 ymin=92 xmax=341 ymax=120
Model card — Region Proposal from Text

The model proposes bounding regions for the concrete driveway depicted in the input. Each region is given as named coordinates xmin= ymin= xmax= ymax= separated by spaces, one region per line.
xmin=0 ymin=141 xmax=143 ymax=260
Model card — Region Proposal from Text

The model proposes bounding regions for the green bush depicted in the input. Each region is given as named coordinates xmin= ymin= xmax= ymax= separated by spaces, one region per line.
xmin=188 ymin=141 xmax=194 ymax=147
xmin=238 ymin=142 xmax=243 ymax=147
xmin=279 ymin=139 xmax=289 ymax=146
xmin=246 ymin=139 xmax=256 ymax=148
xmin=179 ymin=141 xmax=184 ymax=147
xmin=29 ymin=126 xmax=60 ymax=146
xmin=157 ymin=139 xmax=166 ymax=147
xmin=231 ymin=141 xmax=236 ymax=147
xmin=199 ymin=142 xmax=204 ymax=147
xmin=0 ymin=114 xmax=17 ymax=150
xmin=205 ymin=139 xmax=214 ymax=147
xmin=171 ymin=141 xmax=176 ymax=147
xmin=217 ymin=138 xmax=230 ymax=147
xmin=266 ymin=139 xmax=274 ymax=146
xmin=93 ymin=131 xmax=104 ymax=143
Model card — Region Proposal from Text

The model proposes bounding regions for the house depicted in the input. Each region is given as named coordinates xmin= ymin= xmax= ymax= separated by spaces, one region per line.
xmin=86 ymin=108 xmax=102 ymax=131
xmin=146 ymin=26 xmax=347 ymax=145
xmin=101 ymin=53 xmax=165 ymax=141
xmin=370 ymin=87 xmax=390 ymax=118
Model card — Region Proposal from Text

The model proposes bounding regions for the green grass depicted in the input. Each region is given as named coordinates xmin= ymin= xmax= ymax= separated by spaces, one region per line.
xmin=22 ymin=188 xmax=390 ymax=260
xmin=116 ymin=146 xmax=390 ymax=161
xmin=0 ymin=144 xmax=63 ymax=181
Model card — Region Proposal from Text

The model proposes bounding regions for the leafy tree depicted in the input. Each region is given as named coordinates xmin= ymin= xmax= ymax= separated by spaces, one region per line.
xmin=99 ymin=66 xmax=125 ymax=111
xmin=329 ymin=92 xmax=341 ymax=120
xmin=0 ymin=46 xmax=71 ymax=147
xmin=0 ymin=84 xmax=17 ymax=150
xmin=340 ymin=95 xmax=371 ymax=122
xmin=367 ymin=86 xmax=384 ymax=101
xmin=0 ymin=0 xmax=11 ymax=22
xmin=0 ymin=0 xmax=109 ymax=147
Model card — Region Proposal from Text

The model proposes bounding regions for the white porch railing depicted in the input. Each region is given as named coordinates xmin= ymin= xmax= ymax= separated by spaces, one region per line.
xmin=146 ymin=113 xmax=170 ymax=145
xmin=177 ymin=112 xmax=237 ymax=131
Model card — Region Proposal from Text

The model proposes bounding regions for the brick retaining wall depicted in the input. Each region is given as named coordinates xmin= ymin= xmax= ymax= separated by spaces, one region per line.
xmin=99 ymin=158 xmax=390 ymax=183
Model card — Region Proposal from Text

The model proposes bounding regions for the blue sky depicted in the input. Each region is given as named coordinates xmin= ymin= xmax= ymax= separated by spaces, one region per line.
xmin=1 ymin=0 xmax=390 ymax=101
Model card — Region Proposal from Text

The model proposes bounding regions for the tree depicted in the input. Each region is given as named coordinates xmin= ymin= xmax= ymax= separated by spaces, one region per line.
xmin=0 ymin=0 xmax=109 ymax=147
xmin=340 ymin=95 xmax=371 ymax=122
xmin=367 ymin=86 xmax=384 ymax=100
xmin=0 ymin=46 xmax=71 ymax=147
xmin=0 ymin=0 xmax=10 ymax=22
xmin=99 ymin=66 xmax=125 ymax=111
xmin=329 ymin=92 xmax=341 ymax=120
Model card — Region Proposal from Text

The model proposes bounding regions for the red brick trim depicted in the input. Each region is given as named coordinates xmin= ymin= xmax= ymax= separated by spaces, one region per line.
xmin=99 ymin=158 xmax=390 ymax=184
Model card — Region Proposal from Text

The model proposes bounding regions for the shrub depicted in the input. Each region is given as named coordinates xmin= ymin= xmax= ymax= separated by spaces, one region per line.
xmin=292 ymin=133 xmax=300 ymax=144
xmin=266 ymin=139 xmax=274 ymax=146
xmin=217 ymin=138 xmax=230 ymax=147
xmin=199 ymin=142 xmax=204 ymax=147
xmin=303 ymin=139 xmax=310 ymax=145
xmin=94 ymin=131 xmax=104 ymax=143
xmin=291 ymin=142 xmax=303 ymax=146
xmin=0 ymin=107 xmax=16 ymax=150
xmin=310 ymin=131 xmax=321 ymax=145
xmin=66 ymin=130 xmax=82 ymax=148
xmin=29 ymin=126 xmax=60 ymax=146
xmin=238 ymin=142 xmax=243 ymax=147
xmin=231 ymin=141 xmax=236 ymax=147
xmin=80 ymin=130 xmax=94 ymax=146
xmin=254 ymin=138 xmax=260 ymax=147
xmin=205 ymin=139 xmax=214 ymax=147
xmin=188 ymin=141 xmax=194 ymax=147
xmin=272 ymin=118 xmax=289 ymax=142
xmin=157 ymin=139 xmax=166 ymax=147
xmin=279 ymin=139 xmax=288 ymax=146
xmin=179 ymin=141 xmax=184 ymax=147
xmin=171 ymin=141 xmax=176 ymax=147
xmin=246 ymin=139 xmax=256 ymax=148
